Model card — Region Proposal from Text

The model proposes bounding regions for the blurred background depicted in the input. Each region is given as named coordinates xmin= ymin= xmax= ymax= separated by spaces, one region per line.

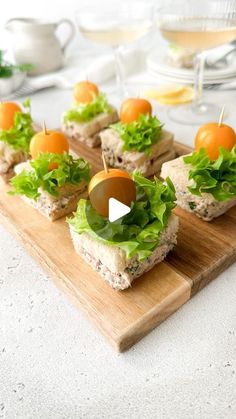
xmin=1 ymin=0 xmax=236 ymax=130
xmin=0 ymin=0 xmax=159 ymax=55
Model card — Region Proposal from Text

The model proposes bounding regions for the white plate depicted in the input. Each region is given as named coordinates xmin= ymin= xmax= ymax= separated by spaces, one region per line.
xmin=148 ymin=69 xmax=236 ymax=85
xmin=147 ymin=49 xmax=236 ymax=84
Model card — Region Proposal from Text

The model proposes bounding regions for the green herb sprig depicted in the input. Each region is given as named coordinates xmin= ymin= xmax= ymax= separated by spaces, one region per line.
xmin=0 ymin=50 xmax=32 ymax=78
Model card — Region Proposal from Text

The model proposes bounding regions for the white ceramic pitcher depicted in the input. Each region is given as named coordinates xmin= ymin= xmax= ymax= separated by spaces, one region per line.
xmin=5 ymin=18 xmax=75 ymax=75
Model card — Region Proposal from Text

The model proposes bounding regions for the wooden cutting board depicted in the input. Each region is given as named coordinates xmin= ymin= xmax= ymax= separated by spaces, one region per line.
xmin=0 ymin=141 xmax=235 ymax=352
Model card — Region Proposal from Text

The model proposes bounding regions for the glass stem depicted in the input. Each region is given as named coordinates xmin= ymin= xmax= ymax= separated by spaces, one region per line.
xmin=192 ymin=52 xmax=206 ymax=112
xmin=113 ymin=46 xmax=127 ymax=97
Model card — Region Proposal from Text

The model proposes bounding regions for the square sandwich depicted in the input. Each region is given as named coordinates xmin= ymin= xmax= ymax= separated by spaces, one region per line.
xmin=101 ymin=127 xmax=175 ymax=177
xmin=100 ymin=98 xmax=175 ymax=177
xmin=10 ymin=152 xmax=90 ymax=221
xmin=0 ymin=100 xmax=35 ymax=182
xmin=62 ymin=82 xmax=118 ymax=148
xmin=68 ymin=173 xmax=178 ymax=290
xmin=161 ymin=146 xmax=236 ymax=221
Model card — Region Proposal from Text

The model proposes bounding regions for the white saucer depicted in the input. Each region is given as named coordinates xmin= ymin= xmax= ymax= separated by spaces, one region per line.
xmin=148 ymin=69 xmax=236 ymax=85
xmin=147 ymin=49 xmax=236 ymax=85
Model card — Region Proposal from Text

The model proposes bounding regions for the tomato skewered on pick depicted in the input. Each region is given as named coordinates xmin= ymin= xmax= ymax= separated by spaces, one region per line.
xmin=88 ymin=154 xmax=136 ymax=218
xmin=73 ymin=81 xmax=99 ymax=104
xmin=0 ymin=101 xmax=22 ymax=130
xmin=120 ymin=98 xmax=152 ymax=123
xmin=195 ymin=107 xmax=236 ymax=160
xmin=30 ymin=122 xmax=69 ymax=170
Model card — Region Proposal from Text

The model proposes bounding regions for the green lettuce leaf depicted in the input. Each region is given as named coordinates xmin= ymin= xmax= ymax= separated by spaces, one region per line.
xmin=68 ymin=173 xmax=176 ymax=261
xmin=9 ymin=152 xmax=91 ymax=200
xmin=0 ymin=99 xmax=35 ymax=152
xmin=111 ymin=114 xmax=163 ymax=155
xmin=183 ymin=146 xmax=236 ymax=201
xmin=63 ymin=93 xmax=112 ymax=123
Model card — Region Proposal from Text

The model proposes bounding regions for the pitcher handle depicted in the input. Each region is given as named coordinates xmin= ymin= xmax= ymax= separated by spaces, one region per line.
xmin=56 ymin=19 xmax=76 ymax=53
xmin=5 ymin=18 xmax=23 ymax=31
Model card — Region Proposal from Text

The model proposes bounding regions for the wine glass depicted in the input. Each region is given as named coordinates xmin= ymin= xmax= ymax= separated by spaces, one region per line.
xmin=156 ymin=0 xmax=236 ymax=125
xmin=75 ymin=1 xmax=153 ymax=96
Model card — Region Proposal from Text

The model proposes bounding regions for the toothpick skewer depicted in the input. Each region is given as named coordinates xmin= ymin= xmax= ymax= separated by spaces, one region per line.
xmin=102 ymin=152 xmax=109 ymax=173
xmin=43 ymin=120 xmax=48 ymax=135
xmin=218 ymin=105 xmax=225 ymax=127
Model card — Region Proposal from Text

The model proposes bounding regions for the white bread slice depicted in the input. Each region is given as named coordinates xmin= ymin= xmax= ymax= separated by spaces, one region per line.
xmin=0 ymin=141 xmax=28 ymax=182
xmin=69 ymin=214 xmax=179 ymax=290
xmin=100 ymin=128 xmax=175 ymax=176
xmin=62 ymin=106 xmax=118 ymax=148
xmin=161 ymin=155 xmax=236 ymax=221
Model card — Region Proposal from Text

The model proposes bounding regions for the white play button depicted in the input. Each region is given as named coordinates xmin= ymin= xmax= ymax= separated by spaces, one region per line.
xmin=108 ymin=198 xmax=131 ymax=222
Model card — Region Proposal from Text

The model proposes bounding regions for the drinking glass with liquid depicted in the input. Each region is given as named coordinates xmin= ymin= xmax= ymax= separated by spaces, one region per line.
xmin=75 ymin=1 xmax=153 ymax=96
xmin=157 ymin=1 xmax=236 ymax=124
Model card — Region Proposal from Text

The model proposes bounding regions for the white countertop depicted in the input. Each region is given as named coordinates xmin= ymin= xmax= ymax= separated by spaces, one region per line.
xmin=1 ymin=78 xmax=236 ymax=419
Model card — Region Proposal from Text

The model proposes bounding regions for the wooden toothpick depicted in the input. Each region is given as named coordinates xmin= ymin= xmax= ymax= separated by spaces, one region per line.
xmin=43 ymin=120 xmax=48 ymax=135
xmin=218 ymin=105 xmax=225 ymax=127
xmin=102 ymin=152 xmax=109 ymax=174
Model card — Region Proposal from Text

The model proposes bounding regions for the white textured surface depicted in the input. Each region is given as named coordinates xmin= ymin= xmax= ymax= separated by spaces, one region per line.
xmin=1 ymin=78 xmax=236 ymax=419
xmin=1 ymin=223 xmax=236 ymax=419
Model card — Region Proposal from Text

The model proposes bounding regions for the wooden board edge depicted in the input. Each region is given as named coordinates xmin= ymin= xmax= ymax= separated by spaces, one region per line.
xmin=167 ymin=240 xmax=236 ymax=298
xmin=0 ymin=209 xmax=117 ymax=349
xmin=1 ymin=192 xmax=235 ymax=351
xmin=1 ymin=137 xmax=235 ymax=352
xmin=0 ymin=207 xmax=191 ymax=352
xmin=191 ymin=249 xmax=236 ymax=296
xmin=116 ymin=278 xmax=191 ymax=352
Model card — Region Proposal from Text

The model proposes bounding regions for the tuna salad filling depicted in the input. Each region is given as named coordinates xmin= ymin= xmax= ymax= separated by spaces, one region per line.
xmin=175 ymin=185 xmax=236 ymax=221
xmin=22 ymin=183 xmax=87 ymax=220
xmin=0 ymin=142 xmax=27 ymax=176
xmin=100 ymin=127 xmax=175 ymax=175
xmin=68 ymin=173 xmax=179 ymax=290
xmin=70 ymin=227 xmax=178 ymax=290
xmin=161 ymin=148 xmax=236 ymax=221
xmin=62 ymin=124 xmax=101 ymax=147
xmin=102 ymin=144 xmax=175 ymax=175
xmin=62 ymin=108 xmax=118 ymax=148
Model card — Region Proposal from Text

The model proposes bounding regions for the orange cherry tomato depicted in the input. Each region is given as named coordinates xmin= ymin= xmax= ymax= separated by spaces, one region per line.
xmin=0 ymin=102 xmax=22 ymax=130
xmin=30 ymin=130 xmax=69 ymax=159
xmin=30 ymin=129 xmax=69 ymax=170
xmin=120 ymin=98 xmax=152 ymax=123
xmin=88 ymin=168 xmax=136 ymax=218
xmin=195 ymin=122 xmax=236 ymax=160
xmin=73 ymin=81 xmax=99 ymax=104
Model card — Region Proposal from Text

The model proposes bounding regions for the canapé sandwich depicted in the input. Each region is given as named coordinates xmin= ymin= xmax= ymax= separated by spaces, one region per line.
xmin=100 ymin=98 xmax=175 ymax=176
xmin=68 ymin=171 xmax=178 ymax=290
xmin=10 ymin=127 xmax=90 ymax=221
xmin=161 ymin=118 xmax=236 ymax=221
xmin=62 ymin=81 xmax=118 ymax=148
xmin=0 ymin=99 xmax=35 ymax=181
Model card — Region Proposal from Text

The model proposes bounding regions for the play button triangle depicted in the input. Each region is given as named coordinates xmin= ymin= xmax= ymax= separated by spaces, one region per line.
xmin=108 ymin=198 xmax=131 ymax=222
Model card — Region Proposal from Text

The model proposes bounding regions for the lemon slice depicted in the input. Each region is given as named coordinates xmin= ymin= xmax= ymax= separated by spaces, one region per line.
xmin=145 ymin=85 xmax=186 ymax=100
xmin=156 ymin=87 xmax=194 ymax=105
